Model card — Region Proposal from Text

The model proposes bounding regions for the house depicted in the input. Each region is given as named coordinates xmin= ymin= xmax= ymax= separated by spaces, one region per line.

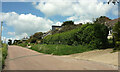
xmin=105 ymin=17 xmax=120 ymax=28
xmin=52 ymin=25 xmax=62 ymax=31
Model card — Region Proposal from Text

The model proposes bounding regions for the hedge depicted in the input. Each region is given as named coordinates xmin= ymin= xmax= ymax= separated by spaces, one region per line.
xmin=0 ymin=44 xmax=8 ymax=69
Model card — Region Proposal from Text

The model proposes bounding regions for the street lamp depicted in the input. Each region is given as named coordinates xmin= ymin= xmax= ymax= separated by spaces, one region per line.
xmin=0 ymin=21 xmax=3 ymax=48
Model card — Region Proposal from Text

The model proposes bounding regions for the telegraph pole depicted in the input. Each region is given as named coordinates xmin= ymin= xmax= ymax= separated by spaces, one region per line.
xmin=0 ymin=21 xmax=3 ymax=48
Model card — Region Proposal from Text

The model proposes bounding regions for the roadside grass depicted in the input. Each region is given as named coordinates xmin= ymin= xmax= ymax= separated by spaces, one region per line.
xmin=108 ymin=39 xmax=114 ymax=48
xmin=30 ymin=44 xmax=93 ymax=55
xmin=108 ymin=39 xmax=120 ymax=53
xmin=0 ymin=44 xmax=8 ymax=69
xmin=18 ymin=43 xmax=28 ymax=47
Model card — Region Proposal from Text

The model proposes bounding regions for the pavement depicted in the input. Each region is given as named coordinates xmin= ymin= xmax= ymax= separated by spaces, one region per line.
xmin=69 ymin=49 xmax=119 ymax=66
xmin=3 ymin=45 xmax=118 ymax=70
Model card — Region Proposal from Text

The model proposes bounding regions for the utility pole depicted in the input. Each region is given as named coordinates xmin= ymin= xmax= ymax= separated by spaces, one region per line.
xmin=0 ymin=21 xmax=3 ymax=48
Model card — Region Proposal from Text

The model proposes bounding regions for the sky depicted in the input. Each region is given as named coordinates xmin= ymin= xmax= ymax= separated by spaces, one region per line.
xmin=0 ymin=0 xmax=119 ymax=43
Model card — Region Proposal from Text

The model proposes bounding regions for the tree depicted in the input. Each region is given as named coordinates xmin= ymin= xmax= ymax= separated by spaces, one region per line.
xmin=62 ymin=21 xmax=74 ymax=26
xmin=28 ymin=32 xmax=43 ymax=43
xmin=75 ymin=23 xmax=109 ymax=49
xmin=94 ymin=16 xmax=111 ymax=24
xmin=13 ymin=40 xmax=20 ymax=45
xmin=33 ymin=32 xmax=43 ymax=39
xmin=8 ymin=39 xmax=12 ymax=45
xmin=113 ymin=21 xmax=120 ymax=50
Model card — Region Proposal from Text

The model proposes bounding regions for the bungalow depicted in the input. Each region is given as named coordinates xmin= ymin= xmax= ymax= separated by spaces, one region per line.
xmin=52 ymin=25 xmax=62 ymax=31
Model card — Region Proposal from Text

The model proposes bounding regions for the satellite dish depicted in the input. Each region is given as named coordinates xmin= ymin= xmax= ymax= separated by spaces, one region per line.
xmin=108 ymin=0 xmax=119 ymax=5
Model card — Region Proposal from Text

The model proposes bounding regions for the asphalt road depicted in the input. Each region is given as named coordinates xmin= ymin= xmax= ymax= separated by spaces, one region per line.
xmin=4 ymin=45 xmax=117 ymax=70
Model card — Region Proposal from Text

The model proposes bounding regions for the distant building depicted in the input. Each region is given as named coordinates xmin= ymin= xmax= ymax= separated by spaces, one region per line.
xmin=105 ymin=17 xmax=120 ymax=28
xmin=52 ymin=25 xmax=62 ymax=31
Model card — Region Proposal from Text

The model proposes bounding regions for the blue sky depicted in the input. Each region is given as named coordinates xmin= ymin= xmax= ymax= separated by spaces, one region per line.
xmin=1 ymin=1 xmax=119 ymax=42
xmin=2 ymin=2 xmax=63 ymax=40
xmin=3 ymin=2 xmax=44 ymax=16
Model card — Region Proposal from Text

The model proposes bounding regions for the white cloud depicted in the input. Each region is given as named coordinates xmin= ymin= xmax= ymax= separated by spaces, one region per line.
xmin=1 ymin=12 xmax=53 ymax=39
xmin=8 ymin=32 xmax=16 ymax=36
xmin=54 ymin=22 xmax=63 ymax=26
xmin=67 ymin=16 xmax=78 ymax=21
xmin=112 ymin=5 xmax=119 ymax=16
xmin=2 ymin=0 xmax=40 ymax=2
xmin=33 ymin=0 xmax=112 ymax=17
xmin=15 ymin=33 xmax=28 ymax=40
xmin=33 ymin=0 xmax=118 ymax=23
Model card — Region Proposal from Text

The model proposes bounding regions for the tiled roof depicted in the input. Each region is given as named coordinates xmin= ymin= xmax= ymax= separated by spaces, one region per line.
xmin=105 ymin=17 xmax=120 ymax=28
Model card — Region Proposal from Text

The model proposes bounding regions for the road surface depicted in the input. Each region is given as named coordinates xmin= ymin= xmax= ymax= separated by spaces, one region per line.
xmin=4 ymin=45 xmax=117 ymax=70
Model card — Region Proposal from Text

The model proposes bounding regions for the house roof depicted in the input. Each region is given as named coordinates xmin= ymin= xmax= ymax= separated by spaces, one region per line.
xmin=52 ymin=25 xmax=62 ymax=27
xmin=105 ymin=17 xmax=120 ymax=28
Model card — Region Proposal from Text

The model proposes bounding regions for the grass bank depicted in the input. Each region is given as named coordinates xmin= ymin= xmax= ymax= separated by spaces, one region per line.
xmin=0 ymin=44 xmax=8 ymax=69
xmin=18 ymin=43 xmax=28 ymax=47
xmin=30 ymin=44 xmax=93 ymax=55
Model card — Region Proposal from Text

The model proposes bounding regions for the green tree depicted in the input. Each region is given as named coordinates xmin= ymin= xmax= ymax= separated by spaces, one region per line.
xmin=28 ymin=32 xmax=43 ymax=43
xmin=76 ymin=23 xmax=109 ymax=49
xmin=113 ymin=22 xmax=120 ymax=50
xmin=32 ymin=32 xmax=43 ymax=39
xmin=62 ymin=21 xmax=74 ymax=26
xmin=8 ymin=39 xmax=12 ymax=45
xmin=13 ymin=40 xmax=20 ymax=45
xmin=94 ymin=16 xmax=111 ymax=24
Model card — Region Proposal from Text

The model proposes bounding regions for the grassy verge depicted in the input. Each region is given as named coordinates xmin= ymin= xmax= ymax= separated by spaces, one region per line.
xmin=30 ymin=44 xmax=93 ymax=55
xmin=108 ymin=39 xmax=114 ymax=48
xmin=18 ymin=43 xmax=28 ymax=47
xmin=0 ymin=44 xmax=8 ymax=69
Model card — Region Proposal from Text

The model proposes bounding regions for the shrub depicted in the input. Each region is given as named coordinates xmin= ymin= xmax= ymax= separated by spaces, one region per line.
xmin=43 ymin=23 xmax=109 ymax=49
xmin=27 ymin=32 xmax=43 ymax=43
xmin=113 ymin=22 xmax=120 ymax=50
xmin=108 ymin=39 xmax=114 ymax=48
xmin=76 ymin=24 xmax=109 ymax=49
xmin=0 ymin=44 xmax=8 ymax=68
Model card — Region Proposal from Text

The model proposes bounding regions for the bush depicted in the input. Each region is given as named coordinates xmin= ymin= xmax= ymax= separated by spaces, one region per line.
xmin=113 ymin=22 xmax=120 ymax=50
xmin=30 ymin=44 xmax=92 ymax=55
xmin=77 ymin=24 xmax=109 ymax=49
xmin=43 ymin=23 xmax=109 ymax=49
xmin=108 ymin=39 xmax=114 ymax=48
xmin=27 ymin=32 xmax=43 ymax=43
xmin=0 ymin=44 xmax=8 ymax=68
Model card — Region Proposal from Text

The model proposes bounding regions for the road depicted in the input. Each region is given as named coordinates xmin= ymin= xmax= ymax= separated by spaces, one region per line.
xmin=4 ymin=45 xmax=117 ymax=70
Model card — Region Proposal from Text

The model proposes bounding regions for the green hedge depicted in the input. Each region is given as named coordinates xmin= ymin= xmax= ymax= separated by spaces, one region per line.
xmin=0 ymin=44 xmax=8 ymax=69
xmin=43 ymin=24 xmax=109 ymax=49
xmin=113 ymin=22 xmax=120 ymax=50
xmin=30 ymin=44 xmax=93 ymax=55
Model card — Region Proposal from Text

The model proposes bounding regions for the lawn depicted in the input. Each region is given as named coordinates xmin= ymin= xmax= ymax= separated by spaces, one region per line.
xmin=30 ymin=44 xmax=93 ymax=55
